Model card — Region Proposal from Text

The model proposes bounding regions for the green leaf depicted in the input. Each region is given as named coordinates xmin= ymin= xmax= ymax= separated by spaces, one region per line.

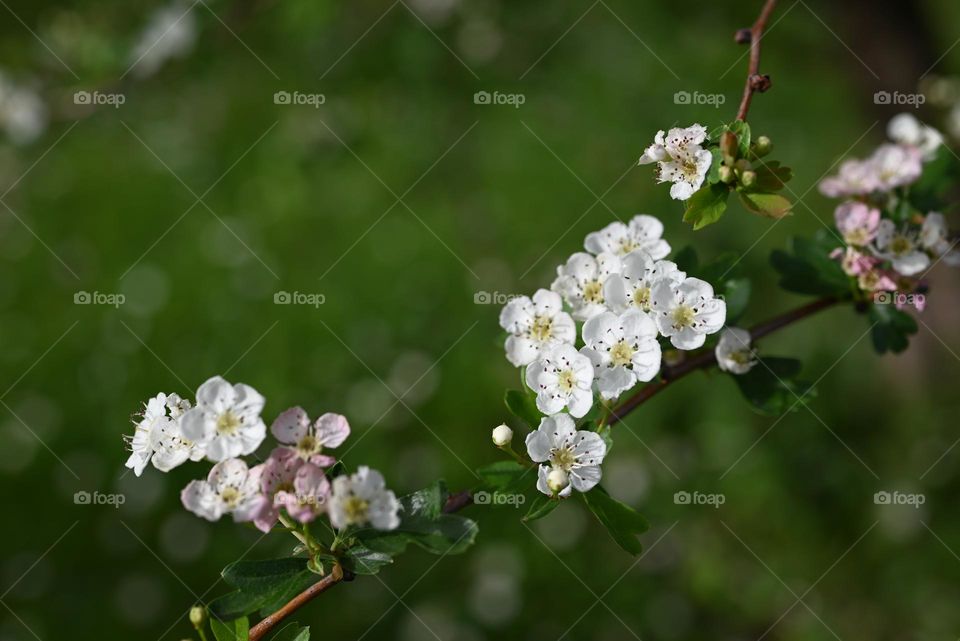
xmin=505 ymin=389 xmax=542 ymax=428
xmin=770 ymin=235 xmax=849 ymax=297
xmin=476 ymin=461 xmax=530 ymax=491
xmin=907 ymin=145 xmax=960 ymax=212
xmin=672 ymin=246 xmax=699 ymax=274
xmin=683 ymin=183 xmax=730 ymax=230
xmin=582 ymin=486 xmax=649 ymax=555
xmin=271 ymin=624 xmax=311 ymax=641
xmin=357 ymin=481 xmax=478 ymax=556
xmin=721 ymin=278 xmax=751 ymax=324
xmin=707 ymin=147 xmax=724 ymax=184
xmin=341 ymin=546 xmax=394 ymax=575
xmin=732 ymin=357 xmax=814 ymax=416
xmin=695 ymin=251 xmax=742 ymax=283
xmin=737 ymin=191 xmax=792 ymax=219
xmin=210 ymin=616 xmax=249 ymax=641
xmin=523 ymin=494 xmax=560 ymax=521
xmin=750 ymin=161 xmax=793 ymax=192
xmin=209 ymin=558 xmax=319 ymax=620
xmin=868 ymin=303 xmax=918 ymax=354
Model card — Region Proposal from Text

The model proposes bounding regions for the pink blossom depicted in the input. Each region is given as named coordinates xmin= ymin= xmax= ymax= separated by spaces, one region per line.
xmin=253 ymin=447 xmax=304 ymax=532
xmin=857 ymin=268 xmax=897 ymax=292
xmin=270 ymin=407 xmax=350 ymax=467
xmin=834 ymin=202 xmax=880 ymax=246
xmin=283 ymin=464 xmax=331 ymax=524
xmin=832 ymin=246 xmax=876 ymax=276
xmin=819 ymin=159 xmax=879 ymax=198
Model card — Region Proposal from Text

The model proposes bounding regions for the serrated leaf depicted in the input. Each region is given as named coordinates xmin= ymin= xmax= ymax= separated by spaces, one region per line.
xmin=210 ymin=559 xmax=318 ymax=620
xmin=210 ymin=616 xmax=249 ymax=641
xmin=582 ymin=486 xmax=649 ymax=555
xmin=341 ymin=546 xmax=394 ymax=575
xmin=683 ymin=183 xmax=730 ymax=230
xmin=868 ymin=303 xmax=918 ymax=354
xmin=732 ymin=357 xmax=814 ymax=416
xmin=721 ymin=278 xmax=751 ymax=323
xmin=738 ymin=191 xmax=792 ymax=219
xmin=751 ymin=161 xmax=793 ymax=191
xmin=271 ymin=623 xmax=311 ymax=641
xmin=770 ymin=235 xmax=849 ymax=297
xmin=707 ymin=147 xmax=724 ymax=184
xmin=505 ymin=389 xmax=542 ymax=428
xmin=523 ymin=493 xmax=560 ymax=521
xmin=476 ymin=461 xmax=530 ymax=491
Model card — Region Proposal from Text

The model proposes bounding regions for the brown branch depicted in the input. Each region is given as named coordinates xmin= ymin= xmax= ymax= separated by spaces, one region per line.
xmin=735 ymin=0 xmax=779 ymax=121
xmin=607 ymin=296 xmax=839 ymax=425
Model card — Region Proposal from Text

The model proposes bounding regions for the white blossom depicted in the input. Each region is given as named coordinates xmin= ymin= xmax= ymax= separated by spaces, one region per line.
xmin=180 ymin=458 xmax=264 ymax=522
xmin=551 ymin=252 xmax=621 ymax=321
xmin=887 ymin=113 xmax=944 ymax=160
xmin=870 ymin=143 xmax=923 ymax=191
xmin=581 ymin=310 xmax=661 ymax=399
xmin=181 ymin=376 xmax=267 ymax=462
xmin=584 ymin=215 xmax=671 ymax=259
xmin=650 ymin=277 xmax=726 ymax=350
xmin=524 ymin=343 xmax=594 ymax=418
xmin=499 ymin=289 xmax=575 ymax=367
xmin=525 ymin=414 xmax=606 ymax=497
xmin=715 ymin=327 xmax=757 ymax=374
xmin=638 ymin=124 xmax=713 ymax=200
xmin=604 ymin=250 xmax=686 ymax=314
xmin=921 ymin=212 xmax=960 ymax=266
xmin=328 ymin=466 xmax=400 ymax=530
xmin=124 ymin=394 xmax=171 ymax=476
xmin=873 ymin=219 xmax=930 ymax=276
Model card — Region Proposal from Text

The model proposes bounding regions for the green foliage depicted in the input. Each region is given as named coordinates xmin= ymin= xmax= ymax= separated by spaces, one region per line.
xmin=678 ymin=249 xmax=752 ymax=322
xmin=684 ymin=183 xmax=730 ymax=230
xmin=770 ymin=233 xmax=850 ymax=296
xmin=907 ymin=146 xmax=960 ymax=212
xmin=732 ymin=357 xmax=815 ymax=416
xmin=751 ymin=161 xmax=794 ymax=192
xmin=341 ymin=546 xmax=394 ymax=575
xmin=504 ymin=389 xmax=542 ymax=428
xmin=868 ymin=303 xmax=918 ymax=354
xmin=210 ymin=615 xmax=249 ymax=641
xmin=582 ymin=486 xmax=650 ymax=555
xmin=210 ymin=559 xmax=319 ymax=620
xmin=523 ymin=494 xmax=560 ymax=521
xmin=271 ymin=624 xmax=311 ymax=641
xmin=737 ymin=191 xmax=792 ymax=219
xmin=476 ymin=460 xmax=530 ymax=491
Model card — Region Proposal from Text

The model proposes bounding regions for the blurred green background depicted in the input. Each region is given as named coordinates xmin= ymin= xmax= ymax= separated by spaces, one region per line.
xmin=2 ymin=0 xmax=960 ymax=639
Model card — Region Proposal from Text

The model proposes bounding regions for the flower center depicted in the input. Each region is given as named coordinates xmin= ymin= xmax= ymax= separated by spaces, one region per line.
xmin=729 ymin=349 xmax=752 ymax=365
xmin=632 ymin=285 xmax=651 ymax=310
xmin=557 ymin=369 xmax=577 ymax=393
xmin=550 ymin=447 xmax=576 ymax=472
xmin=672 ymin=305 xmax=696 ymax=328
xmin=618 ymin=238 xmax=638 ymax=254
xmin=529 ymin=315 xmax=554 ymax=341
xmin=890 ymin=235 xmax=912 ymax=256
xmin=343 ymin=496 xmax=370 ymax=524
xmin=216 ymin=410 xmax=242 ymax=435
xmin=609 ymin=340 xmax=635 ymax=367
xmin=297 ymin=435 xmax=319 ymax=456
xmin=220 ymin=486 xmax=240 ymax=507
xmin=582 ymin=280 xmax=604 ymax=304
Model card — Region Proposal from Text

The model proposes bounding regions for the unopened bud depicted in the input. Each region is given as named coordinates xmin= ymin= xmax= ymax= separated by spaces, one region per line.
xmin=547 ymin=468 xmax=568 ymax=494
xmin=740 ymin=170 xmax=758 ymax=188
xmin=720 ymin=131 xmax=738 ymax=164
xmin=719 ymin=165 xmax=736 ymax=184
xmin=734 ymin=158 xmax=752 ymax=173
xmin=492 ymin=424 xmax=513 ymax=447
xmin=753 ymin=135 xmax=772 ymax=157
xmin=189 ymin=606 xmax=206 ymax=628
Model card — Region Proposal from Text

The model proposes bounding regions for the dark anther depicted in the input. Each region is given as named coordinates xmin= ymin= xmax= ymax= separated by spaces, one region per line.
xmin=734 ymin=28 xmax=752 ymax=44
xmin=750 ymin=74 xmax=772 ymax=92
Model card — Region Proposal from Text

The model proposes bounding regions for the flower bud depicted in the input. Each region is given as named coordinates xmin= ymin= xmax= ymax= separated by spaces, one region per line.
xmin=546 ymin=468 xmax=568 ymax=494
xmin=492 ymin=424 xmax=513 ymax=447
xmin=718 ymin=165 xmax=736 ymax=184
xmin=753 ymin=135 xmax=772 ymax=157
xmin=740 ymin=170 xmax=758 ymax=188
xmin=734 ymin=158 xmax=752 ymax=173
xmin=720 ymin=131 xmax=738 ymax=164
xmin=189 ymin=606 xmax=207 ymax=628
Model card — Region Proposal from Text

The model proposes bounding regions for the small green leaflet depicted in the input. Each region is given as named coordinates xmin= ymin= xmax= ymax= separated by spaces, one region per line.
xmin=582 ymin=486 xmax=649 ymax=555
xmin=868 ymin=303 xmax=918 ymax=354
xmin=271 ymin=624 xmax=311 ymax=641
xmin=209 ymin=558 xmax=319 ymax=619
xmin=210 ymin=616 xmax=249 ymax=641
xmin=683 ymin=183 xmax=730 ymax=230
xmin=732 ymin=356 xmax=815 ymax=416
xmin=504 ymin=389 xmax=542 ymax=428
xmin=523 ymin=493 xmax=560 ymax=521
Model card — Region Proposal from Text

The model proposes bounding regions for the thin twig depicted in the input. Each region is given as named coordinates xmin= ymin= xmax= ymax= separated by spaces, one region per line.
xmin=735 ymin=0 xmax=779 ymax=121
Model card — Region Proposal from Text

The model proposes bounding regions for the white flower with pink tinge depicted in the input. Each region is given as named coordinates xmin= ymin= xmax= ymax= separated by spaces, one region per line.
xmin=834 ymin=201 xmax=880 ymax=247
xmin=649 ymin=277 xmax=726 ymax=350
xmin=328 ymin=466 xmax=400 ymax=530
xmin=638 ymin=124 xmax=713 ymax=201
xmin=271 ymin=407 xmax=350 ymax=466
xmin=580 ymin=309 xmax=661 ymax=400
xmin=181 ymin=458 xmax=264 ymax=523
xmin=873 ymin=220 xmax=930 ymax=276
xmin=887 ymin=113 xmax=943 ymax=161
xmin=584 ymin=215 xmax=671 ymax=259
xmin=253 ymin=447 xmax=305 ymax=532
xmin=921 ymin=212 xmax=960 ymax=266
xmin=282 ymin=464 xmax=332 ymax=524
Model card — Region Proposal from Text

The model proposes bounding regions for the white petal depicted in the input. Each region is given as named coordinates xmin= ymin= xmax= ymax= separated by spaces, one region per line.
xmin=569 ymin=465 xmax=602 ymax=492
xmin=597 ymin=366 xmax=636 ymax=399
xmin=525 ymin=427 xmax=552 ymax=463
xmin=195 ymin=376 xmax=235 ymax=412
xmin=505 ymin=336 xmax=540 ymax=367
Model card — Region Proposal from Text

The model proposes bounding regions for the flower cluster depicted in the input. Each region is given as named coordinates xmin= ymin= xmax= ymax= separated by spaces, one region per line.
xmin=124 ymin=375 xmax=400 ymax=533
xmin=638 ymin=124 xmax=713 ymax=200
xmin=498 ymin=214 xmax=727 ymax=497
xmin=820 ymin=113 xmax=959 ymax=308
